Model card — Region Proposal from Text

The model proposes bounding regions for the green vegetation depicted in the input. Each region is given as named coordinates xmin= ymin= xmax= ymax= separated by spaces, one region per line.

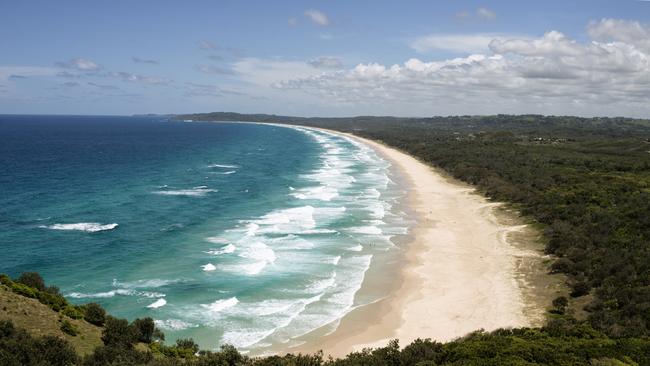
xmin=4 ymin=112 xmax=650 ymax=364
xmin=60 ymin=319 xmax=79 ymax=336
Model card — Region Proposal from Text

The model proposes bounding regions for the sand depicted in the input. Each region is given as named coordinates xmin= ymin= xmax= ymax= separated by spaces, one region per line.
xmin=282 ymin=127 xmax=557 ymax=357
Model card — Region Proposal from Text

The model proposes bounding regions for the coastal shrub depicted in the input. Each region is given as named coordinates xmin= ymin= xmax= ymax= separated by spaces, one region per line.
xmin=82 ymin=345 xmax=154 ymax=366
xmin=16 ymin=272 xmax=46 ymax=292
xmin=400 ymin=338 xmax=445 ymax=365
xmin=102 ymin=316 xmax=138 ymax=348
xmin=10 ymin=282 xmax=36 ymax=298
xmin=45 ymin=285 xmax=61 ymax=295
xmin=36 ymin=335 xmax=80 ymax=365
xmin=571 ymin=281 xmax=591 ymax=297
xmin=0 ymin=274 xmax=12 ymax=286
xmin=0 ymin=320 xmax=79 ymax=366
xmin=552 ymin=296 xmax=569 ymax=314
xmin=173 ymin=338 xmax=199 ymax=358
xmin=36 ymin=287 xmax=69 ymax=311
xmin=132 ymin=317 xmax=156 ymax=343
xmin=60 ymin=320 xmax=78 ymax=336
xmin=83 ymin=303 xmax=106 ymax=326
xmin=62 ymin=306 xmax=84 ymax=320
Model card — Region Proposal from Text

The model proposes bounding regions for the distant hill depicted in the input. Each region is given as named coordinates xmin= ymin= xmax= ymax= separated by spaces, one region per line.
xmin=175 ymin=112 xmax=650 ymax=139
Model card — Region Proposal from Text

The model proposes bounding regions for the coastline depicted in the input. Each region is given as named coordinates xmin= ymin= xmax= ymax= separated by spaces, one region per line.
xmin=269 ymin=125 xmax=562 ymax=357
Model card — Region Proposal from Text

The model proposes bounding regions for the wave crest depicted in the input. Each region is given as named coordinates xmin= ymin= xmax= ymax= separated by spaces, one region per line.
xmin=39 ymin=222 xmax=118 ymax=232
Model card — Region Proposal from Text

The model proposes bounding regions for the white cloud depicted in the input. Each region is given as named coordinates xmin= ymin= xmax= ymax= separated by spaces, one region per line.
xmin=288 ymin=17 xmax=298 ymax=26
xmin=587 ymin=18 xmax=650 ymax=51
xmin=411 ymin=33 xmax=516 ymax=54
xmin=477 ymin=7 xmax=496 ymax=20
xmin=308 ymin=56 xmax=344 ymax=69
xmin=489 ymin=31 xmax=582 ymax=57
xmin=304 ymin=9 xmax=329 ymax=26
xmin=56 ymin=58 xmax=101 ymax=71
xmin=273 ymin=20 xmax=650 ymax=117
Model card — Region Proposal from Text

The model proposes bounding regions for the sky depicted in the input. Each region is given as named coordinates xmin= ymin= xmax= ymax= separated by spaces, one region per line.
xmin=1 ymin=0 xmax=650 ymax=117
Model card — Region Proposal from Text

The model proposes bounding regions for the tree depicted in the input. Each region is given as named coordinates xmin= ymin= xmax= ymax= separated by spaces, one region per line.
xmin=101 ymin=316 xmax=137 ymax=348
xmin=132 ymin=317 xmax=155 ymax=343
xmin=16 ymin=272 xmax=45 ymax=292
xmin=84 ymin=303 xmax=106 ymax=326
xmin=36 ymin=335 xmax=79 ymax=365
xmin=571 ymin=281 xmax=591 ymax=297
xmin=175 ymin=338 xmax=199 ymax=351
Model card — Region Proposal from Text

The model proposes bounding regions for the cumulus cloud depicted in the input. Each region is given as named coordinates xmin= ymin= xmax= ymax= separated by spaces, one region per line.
xmin=308 ymin=56 xmax=344 ymax=69
xmin=56 ymin=58 xmax=101 ymax=71
xmin=132 ymin=57 xmax=159 ymax=65
xmin=477 ymin=7 xmax=496 ymax=20
xmin=274 ymin=20 xmax=650 ymax=116
xmin=587 ymin=18 xmax=650 ymax=51
xmin=411 ymin=33 xmax=514 ymax=54
xmin=305 ymin=9 xmax=329 ymax=26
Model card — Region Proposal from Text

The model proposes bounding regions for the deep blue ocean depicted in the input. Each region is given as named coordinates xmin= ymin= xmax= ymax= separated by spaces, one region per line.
xmin=0 ymin=115 xmax=410 ymax=352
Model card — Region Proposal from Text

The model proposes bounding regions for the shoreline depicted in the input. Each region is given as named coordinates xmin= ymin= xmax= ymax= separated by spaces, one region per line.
xmin=267 ymin=125 xmax=562 ymax=357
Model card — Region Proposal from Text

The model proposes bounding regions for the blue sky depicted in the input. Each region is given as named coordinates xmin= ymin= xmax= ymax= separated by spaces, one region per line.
xmin=1 ymin=0 xmax=649 ymax=117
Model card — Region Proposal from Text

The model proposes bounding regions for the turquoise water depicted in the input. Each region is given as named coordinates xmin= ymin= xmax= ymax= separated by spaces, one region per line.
xmin=0 ymin=115 xmax=410 ymax=351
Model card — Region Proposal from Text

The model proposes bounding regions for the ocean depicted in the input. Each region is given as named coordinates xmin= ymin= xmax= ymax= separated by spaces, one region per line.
xmin=0 ymin=115 xmax=411 ymax=352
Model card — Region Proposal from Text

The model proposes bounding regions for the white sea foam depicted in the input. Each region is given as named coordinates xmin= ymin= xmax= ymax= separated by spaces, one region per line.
xmin=349 ymin=225 xmax=383 ymax=235
xmin=201 ymin=297 xmax=239 ymax=313
xmin=299 ymin=229 xmax=338 ymax=235
xmin=347 ymin=244 xmax=363 ymax=252
xmin=269 ymin=255 xmax=374 ymax=342
xmin=291 ymin=186 xmax=339 ymax=201
xmin=220 ymin=294 xmax=323 ymax=348
xmin=67 ymin=289 xmax=165 ymax=299
xmin=208 ymin=164 xmax=239 ymax=168
xmin=227 ymin=242 xmax=276 ymax=275
xmin=306 ymin=273 xmax=337 ymax=293
xmin=154 ymin=319 xmax=197 ymax=331
xmin=205 ymin=244 xmax=236 ymax=255
xmin=153 ymin=187 xmax=217 ymax=197
xmin=147 ymin=298 xmax=167 ymax=309
xmin=206 ymin=236 xmax=230 ymax=244
xmin=39 ymin=222 xmax=118 ymax=232
xmin=202 ymin=263 xmax=217 ymax=271
xmin=112 ymin=278 xmax=180 ymax=289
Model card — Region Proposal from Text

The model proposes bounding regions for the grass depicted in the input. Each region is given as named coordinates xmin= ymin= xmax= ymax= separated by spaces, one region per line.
xmin=0 ymin=284 xmax=103 ymax=356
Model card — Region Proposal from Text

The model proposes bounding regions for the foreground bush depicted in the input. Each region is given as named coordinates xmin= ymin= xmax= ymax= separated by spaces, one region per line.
xmin=3 ymin=317 xmax=650 ymax=366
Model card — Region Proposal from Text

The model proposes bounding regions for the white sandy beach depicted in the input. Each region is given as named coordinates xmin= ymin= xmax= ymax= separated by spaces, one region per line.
xmin=286 ymin=128 xmax=550 ymax=357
